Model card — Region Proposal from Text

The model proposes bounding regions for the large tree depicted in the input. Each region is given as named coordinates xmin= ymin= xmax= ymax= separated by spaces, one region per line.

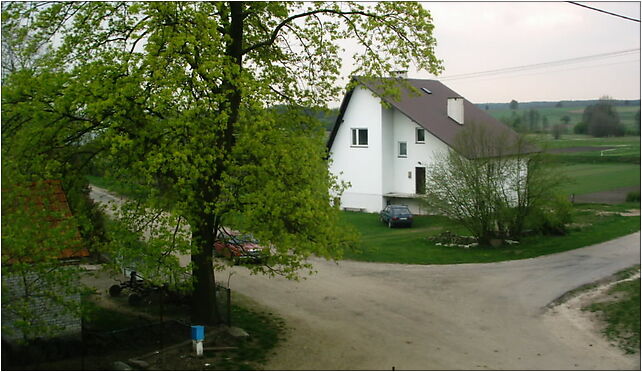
xmin=2 ymin=2 xmax=443 ymax=325
xmin=582 ymin=96 xmax=624 ymax=137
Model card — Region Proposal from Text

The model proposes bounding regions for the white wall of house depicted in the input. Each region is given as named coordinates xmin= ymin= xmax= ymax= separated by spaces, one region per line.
xmin=330 ymin=86 xmax=455 ymax=213
xmin=329 ymin=86 xmax=385 ymax=212
xmin=389 ymin=109 xmax=451 ymax=195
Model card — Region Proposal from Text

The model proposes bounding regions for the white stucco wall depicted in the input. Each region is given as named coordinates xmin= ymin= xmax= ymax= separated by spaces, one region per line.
xmin=329 ymin=86 xmax=385 ymax=212
xmin=389 ymin=110 xmax=451 ymax=195
xmin=329 ymin=86 xmax=456 ymax=213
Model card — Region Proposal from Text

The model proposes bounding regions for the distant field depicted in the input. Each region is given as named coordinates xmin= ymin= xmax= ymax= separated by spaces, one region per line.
xmin=486 ymin=105 xmax=640 ymax=131
xmin=555 ymin=163 xmax=641 ymax=196
xmin=526 ymin=135 xmax=641 ymax=161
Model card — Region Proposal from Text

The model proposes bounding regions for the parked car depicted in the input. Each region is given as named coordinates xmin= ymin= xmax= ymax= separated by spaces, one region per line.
xmin=380 ymin=205 xmax=413 ymax=228
xmin=214 ymin=230 xmax=268 ymax=264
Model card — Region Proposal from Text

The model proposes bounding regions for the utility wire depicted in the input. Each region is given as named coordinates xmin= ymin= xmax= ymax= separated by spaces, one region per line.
xmin=446 ymin=57 xmax=639 ymax=83
xmin=440 ymin=48 xmax=640 ymax=81
xmin=567 ymin=1 xmax=641 ymax=22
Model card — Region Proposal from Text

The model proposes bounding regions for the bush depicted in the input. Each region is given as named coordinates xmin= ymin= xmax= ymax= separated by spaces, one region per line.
xmin=626 ymin=191 xmax=640 ymax=203
xmin=527 ymin=195 xmax=573 ymax=236
xmin=574 ymin=121 xmax=588 ymax=134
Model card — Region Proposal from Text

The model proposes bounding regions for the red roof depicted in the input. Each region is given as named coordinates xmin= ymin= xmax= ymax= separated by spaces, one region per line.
xmin=2 ymin=180 xmax=89 ymax=263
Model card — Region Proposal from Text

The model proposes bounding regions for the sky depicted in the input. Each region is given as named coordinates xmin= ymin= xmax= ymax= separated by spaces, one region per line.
xmin=338 ymin=1 xmax=641 ymax=105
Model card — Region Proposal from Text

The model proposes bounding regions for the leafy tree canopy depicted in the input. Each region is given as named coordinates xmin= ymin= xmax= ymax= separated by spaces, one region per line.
xmin=2 ymin=1 xmax=443 ymax=324
xmin=582 ymin=96 xmax=624 ymax=137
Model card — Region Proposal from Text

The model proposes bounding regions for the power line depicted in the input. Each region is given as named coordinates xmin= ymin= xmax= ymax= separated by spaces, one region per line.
xmin=567 ymin=2 xmax=641 ymax=23
xmin=440 ymin=48 xmax=640 ymax=81
xmin=445 ymin=57 xmax=639 ymax=83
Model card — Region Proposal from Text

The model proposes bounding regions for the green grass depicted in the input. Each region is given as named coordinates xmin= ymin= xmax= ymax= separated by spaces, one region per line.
xmin=341 ymin=206 xmax=640 ymax=265
xmin=214 ymin=305 xmax=286 ymax=370
xmin=584 ymin=268 xmax=640 ymax=354
xmin=555 ymin=163 xmax=641 ymax=195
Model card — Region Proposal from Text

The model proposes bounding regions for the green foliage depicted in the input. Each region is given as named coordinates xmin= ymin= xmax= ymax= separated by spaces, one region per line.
xmin=574 ymin=121 xmax=588 ymax=134
xmin=525 ymin=195 xmax=572 ymax=235
xmin=509 ymin=99 xmax=518 ymax=110
xmin=582 ymin=97 xmax=625 ymax=137
xmin=3 ymin=2 xmax=442 ymax=324
xmin=625 ymin=191 xmax=640 ymax=203
xmin=422 ymin=123 xmax=567 ymax=244
xmin=1 ymin=179 xmax=88 ymax=342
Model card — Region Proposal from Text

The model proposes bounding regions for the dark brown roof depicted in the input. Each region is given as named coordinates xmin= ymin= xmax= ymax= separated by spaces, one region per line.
xmin=327 ymin=77 xmax=539 ymax=158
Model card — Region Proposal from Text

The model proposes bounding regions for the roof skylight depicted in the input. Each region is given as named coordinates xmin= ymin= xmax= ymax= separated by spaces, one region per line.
xmin=421 ymin=87 xmax=432 ymax=94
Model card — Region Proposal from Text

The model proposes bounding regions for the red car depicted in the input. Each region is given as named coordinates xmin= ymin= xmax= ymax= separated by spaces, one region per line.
xmin=214 ymin=230 xmax=267 ymax=264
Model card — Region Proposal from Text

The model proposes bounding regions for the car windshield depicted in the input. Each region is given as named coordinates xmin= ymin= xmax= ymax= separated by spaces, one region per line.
xmin=391 ymin=207 xmax=411 ymax=214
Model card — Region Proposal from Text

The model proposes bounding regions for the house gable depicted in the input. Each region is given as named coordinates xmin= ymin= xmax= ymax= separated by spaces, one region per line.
xmin=328 ymin=77 xmax=538 ymax=159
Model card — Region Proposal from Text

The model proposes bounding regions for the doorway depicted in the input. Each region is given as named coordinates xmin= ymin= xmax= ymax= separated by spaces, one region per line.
xmin=415 ymin=167 xmax=426 ymax=194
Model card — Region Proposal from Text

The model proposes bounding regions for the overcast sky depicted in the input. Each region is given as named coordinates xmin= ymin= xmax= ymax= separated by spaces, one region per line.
xmin=339 ymin=1 xmax=640 ymax=105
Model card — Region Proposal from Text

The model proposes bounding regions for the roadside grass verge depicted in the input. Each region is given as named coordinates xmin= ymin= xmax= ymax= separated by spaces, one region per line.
xmin=584 ymin=267 xmax=640 ymax=354
xmin=341 ymin=204 xmax=640 ymax=264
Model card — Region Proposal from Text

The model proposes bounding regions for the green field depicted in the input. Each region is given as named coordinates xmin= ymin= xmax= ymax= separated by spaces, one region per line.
xmin=487 ymin=105 xmax=640 ymax=130
xmin=521 ymin=134 xmax=641 ymax=196
xmin=555 ymin=163 xmax=641 ymax=196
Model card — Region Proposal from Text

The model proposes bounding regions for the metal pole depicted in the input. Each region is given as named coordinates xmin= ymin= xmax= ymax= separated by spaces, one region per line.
xmin=226 ymin=288 xmax=232 ymax=327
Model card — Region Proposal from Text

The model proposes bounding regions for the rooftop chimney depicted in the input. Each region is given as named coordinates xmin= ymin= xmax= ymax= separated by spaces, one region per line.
xmin=447 ymin=97 xmax=464 ymax=125
xmin=392 ymin=70 xmax=407 ymax=79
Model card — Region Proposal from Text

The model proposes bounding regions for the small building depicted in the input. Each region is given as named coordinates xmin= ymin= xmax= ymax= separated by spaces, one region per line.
xmin=327 ymin=76 xmax=530 ymax=214
xmin=2 ymin=180 xmax=89 ymax=344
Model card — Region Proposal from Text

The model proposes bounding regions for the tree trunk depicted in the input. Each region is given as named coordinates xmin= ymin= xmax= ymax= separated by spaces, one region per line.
xmin=190 ymin=217 xmax=220 ymax=325
xmin=189 ymin=2 xmax=244 ymax=326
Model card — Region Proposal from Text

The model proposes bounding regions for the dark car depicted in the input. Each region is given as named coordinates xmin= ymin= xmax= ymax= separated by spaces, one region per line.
xmin=380 ymin=205 xmax=413 ymax=228
xmin=214 ymin=230 xmax=268 ymax=264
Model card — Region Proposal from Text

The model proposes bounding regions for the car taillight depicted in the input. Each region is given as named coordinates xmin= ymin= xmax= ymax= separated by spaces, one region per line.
xmin=392 ymin=217 xmax=399 ymax=220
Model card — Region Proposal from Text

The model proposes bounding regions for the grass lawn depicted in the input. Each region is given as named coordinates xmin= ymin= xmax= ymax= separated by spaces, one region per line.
xmin=341 ymin=205 xmax=640 ymax=265
xmin=584 ymin=266 xmax=640 ymax=354
xmin=556 ymin=163 xmax=641 ymax=196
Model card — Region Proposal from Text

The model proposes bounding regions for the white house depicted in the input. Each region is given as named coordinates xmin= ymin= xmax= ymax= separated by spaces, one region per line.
xmin=327 ymin=76 xmax=532 ymax=214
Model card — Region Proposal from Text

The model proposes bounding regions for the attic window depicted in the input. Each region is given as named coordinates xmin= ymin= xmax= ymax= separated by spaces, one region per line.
xmin=421 ymin=87 xmax=432 ymax=94
xmin=416 ymin=128 xmax=425 ymax=143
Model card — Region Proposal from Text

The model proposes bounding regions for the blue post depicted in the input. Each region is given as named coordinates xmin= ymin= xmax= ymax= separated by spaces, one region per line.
xmin=191 ymin=325 xmax=205 ymax=356
xmin=191 ymin=325 xmax=205 ymax=341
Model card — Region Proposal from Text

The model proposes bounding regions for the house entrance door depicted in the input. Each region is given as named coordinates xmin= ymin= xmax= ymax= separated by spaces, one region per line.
xmin=415 ymin=167 xmax=426 ymax=194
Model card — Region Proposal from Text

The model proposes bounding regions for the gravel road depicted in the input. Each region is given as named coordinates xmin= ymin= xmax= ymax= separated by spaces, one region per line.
xmin=225 ymin=233 xmax=640 ymax=370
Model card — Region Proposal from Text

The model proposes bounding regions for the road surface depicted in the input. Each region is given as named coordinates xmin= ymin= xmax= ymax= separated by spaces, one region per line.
xmin=226 ymin=233 xmax=640 ymax=370
xmin=90 ymin=185 xmax=640 ymax=369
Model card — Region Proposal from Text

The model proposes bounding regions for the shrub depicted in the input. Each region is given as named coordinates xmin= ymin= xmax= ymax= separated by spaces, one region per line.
xmin=625 ymin=191 xmax=640 ymax=203
xmin=527 ymin=195 xmax=573 ymax=236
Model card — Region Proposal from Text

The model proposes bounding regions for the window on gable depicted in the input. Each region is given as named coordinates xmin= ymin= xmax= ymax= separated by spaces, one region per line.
xmin=351 ymin=128 xmax=368 ymax=147
xmin=416 ymin=128 xmax=425 ymax=143
xmin=398 ymin=141 xmax=407 ymax=158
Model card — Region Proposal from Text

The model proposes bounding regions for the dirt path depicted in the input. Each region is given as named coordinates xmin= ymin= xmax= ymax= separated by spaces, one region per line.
xmin=225 ymin=233 xmax=640 ymax=370
xmin=573 ymin=185 xmax=640 ymax=204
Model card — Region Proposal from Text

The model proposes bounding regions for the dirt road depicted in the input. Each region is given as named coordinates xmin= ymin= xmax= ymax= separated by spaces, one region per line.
xmin=89 ymin=185 xmax=639 ymax=369
xmin=225 ymin=233 xmax=640 ymax=370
